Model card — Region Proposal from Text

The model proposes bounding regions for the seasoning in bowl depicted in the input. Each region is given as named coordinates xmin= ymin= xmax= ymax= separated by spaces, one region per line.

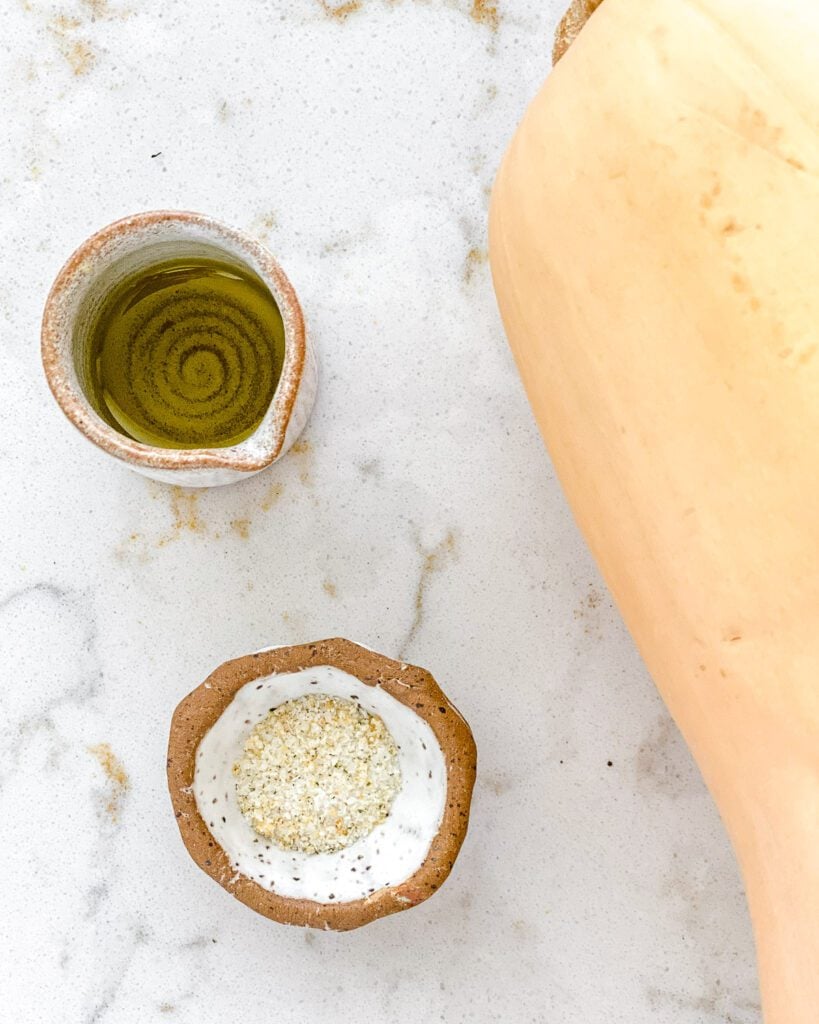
xmin=232 ymin=694 xmax=402 ymax=855
xmin=167 ymin=638 xmax=477 ymax=930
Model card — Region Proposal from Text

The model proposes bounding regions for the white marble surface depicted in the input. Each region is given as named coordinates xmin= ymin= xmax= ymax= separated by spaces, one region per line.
xmin=0 ymin=1 xmax=761 ymax=1022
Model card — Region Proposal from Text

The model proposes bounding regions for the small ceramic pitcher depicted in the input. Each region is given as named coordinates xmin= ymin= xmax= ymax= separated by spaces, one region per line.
xmin=41 ymin=210 xmax=317 ymax=488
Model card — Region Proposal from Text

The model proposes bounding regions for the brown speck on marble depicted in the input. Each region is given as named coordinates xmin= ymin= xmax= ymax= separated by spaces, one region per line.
xmin=65 ymin=38 xmax=96 ymax=75
xmin=231 ymin=518 xmax=251 ymax=540
xmin=573 ymin=586 xmax=604 ymax=637
xmin=81 ymin=0 xmax=132 ymax=21
xmin=468 ymin=149 xmax=486 ymax=175
xmin=511 ymin=918 xmax=538 ymax=939
xmin=323 ymin=580 xmax=338 ymax=598
xmin=47 ymin=11 xmax=97 ymax=74
xmin=484 ymin=772 xmax=512 ymax=796
xmin=636 ymin=715 xmax=692 ymax=798
xmin=82 ymin=0 xmax=110 ymax=18
xmin=251 ymin=211 xmax=278 ymax=241
xmin=113 ymin=530 xmax=151 ymax=565
xmin=50 ymin=13 xmax=82 ymax=31
xmin=291 ymin=438 xmax=314 ymax=487
xmin=463 ymin=246 xmax=488 ymax=284
xmin=470 ymin=0 xmax=499 ymax=32
xmin=158 ymin=1004 xmax=176 ymax=1015
xmin=320 ymin=0 xmax=362 ymax=21
xmin=88 ymin=743 xmax=129 ymax=823
xmin=260 ymin=481 xmax=284 ymax=511
xmin=169 ymin=487 xmax=204 ymax=536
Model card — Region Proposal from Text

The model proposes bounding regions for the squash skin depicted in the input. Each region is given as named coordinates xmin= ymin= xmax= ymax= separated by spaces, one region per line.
xmin=490 ymin=1 xmax=819 ymax=1020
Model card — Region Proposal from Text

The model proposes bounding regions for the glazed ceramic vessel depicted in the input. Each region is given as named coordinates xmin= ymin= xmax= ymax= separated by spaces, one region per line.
xmin=168 ymin=638 xmax=478 ymax=930
xmin=41 ymin=210 xmax=317 ymax=487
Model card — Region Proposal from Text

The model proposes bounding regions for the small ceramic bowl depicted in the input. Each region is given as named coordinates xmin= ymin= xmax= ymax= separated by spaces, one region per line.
xmin=41 ymin=210 xmax=317 ymax=488
xmin=167 ymin=639 xmax=477 ymax=930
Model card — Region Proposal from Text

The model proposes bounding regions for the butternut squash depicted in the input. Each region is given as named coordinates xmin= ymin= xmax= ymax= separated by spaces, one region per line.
xmin=489 ymin=1 xmax=819 ymax=1020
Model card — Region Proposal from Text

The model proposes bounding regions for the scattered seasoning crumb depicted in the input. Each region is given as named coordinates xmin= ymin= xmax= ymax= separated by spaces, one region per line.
xmin=233 ymin=694 xmax=402 ymax=854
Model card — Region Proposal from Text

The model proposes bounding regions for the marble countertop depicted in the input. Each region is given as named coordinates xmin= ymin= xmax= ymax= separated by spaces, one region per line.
xmin=1 ymin=1 xmax=761 ymax=1021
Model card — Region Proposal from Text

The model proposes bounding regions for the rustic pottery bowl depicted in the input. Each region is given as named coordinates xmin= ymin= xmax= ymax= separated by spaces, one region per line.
xmin=167 ymin=638 xmax=477 ymax=930
xmin=41 ymin=210 xmax=317 ymax=488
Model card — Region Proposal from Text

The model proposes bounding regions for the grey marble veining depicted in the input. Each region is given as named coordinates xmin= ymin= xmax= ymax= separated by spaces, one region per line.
xmin=1 ymin=1 xmax=760 ymax=1021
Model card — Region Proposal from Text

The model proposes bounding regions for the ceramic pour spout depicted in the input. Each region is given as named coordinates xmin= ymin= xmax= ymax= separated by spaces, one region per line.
xmin=41 ymin=211 xmax=318 ymax=488
xmin=489 ymin=1 xmax=819 ymax=1020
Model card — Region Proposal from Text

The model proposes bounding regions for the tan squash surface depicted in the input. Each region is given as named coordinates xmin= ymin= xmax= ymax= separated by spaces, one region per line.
xmin=490 ymin=1 xmax=819 ymax=1020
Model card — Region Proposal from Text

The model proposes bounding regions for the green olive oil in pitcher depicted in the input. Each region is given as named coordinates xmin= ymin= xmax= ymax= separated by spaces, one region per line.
xmin=85 ymin=257 xmax=285 ymax=449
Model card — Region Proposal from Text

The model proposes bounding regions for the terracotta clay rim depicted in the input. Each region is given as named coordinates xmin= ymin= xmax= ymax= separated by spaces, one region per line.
xmin=41 ymin=210 xmax=307 ymax=473
xmin=552 ymin=0 xmax=604 ymax=64
xmin=167 ymin=638 xmax=477 ymax=931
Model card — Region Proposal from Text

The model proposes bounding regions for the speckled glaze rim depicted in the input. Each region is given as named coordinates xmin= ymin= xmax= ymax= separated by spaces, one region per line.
xmin=167 ymin=639 xmax=478 ymax=931
xmin=41 ymin=210 xmax=307 ymax=473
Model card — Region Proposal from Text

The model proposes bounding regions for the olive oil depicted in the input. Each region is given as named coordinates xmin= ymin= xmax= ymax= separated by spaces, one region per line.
xmin=86 ymin=256 xmax=285 ymax=449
